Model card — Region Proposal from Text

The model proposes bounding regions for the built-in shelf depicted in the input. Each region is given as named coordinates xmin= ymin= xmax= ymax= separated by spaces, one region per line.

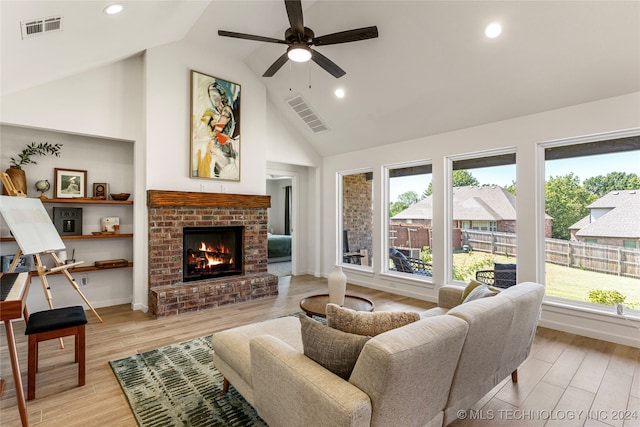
xmin=27 ymin=262 xmax=134 ymax=277
xmin=1 ymin=233 xmax=133 ymax=242
xmin=41 ymin=198 xmax=133 ymax=205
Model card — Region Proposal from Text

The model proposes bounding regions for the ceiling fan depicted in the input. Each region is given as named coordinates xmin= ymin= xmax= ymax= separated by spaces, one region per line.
xmin=218 ymin=0 xmax=378 ymax=78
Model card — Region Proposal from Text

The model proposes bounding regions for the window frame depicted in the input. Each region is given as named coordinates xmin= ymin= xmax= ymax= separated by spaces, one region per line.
xmin=538 ymin=129 xmax=640 ymax=312
xmin=446 ymin=148 xmax=518 ymax=285
xmin=383 ymin=160 xmax=433 ymax=280
xmin=338 ymin=168 xmax=374 ymax=271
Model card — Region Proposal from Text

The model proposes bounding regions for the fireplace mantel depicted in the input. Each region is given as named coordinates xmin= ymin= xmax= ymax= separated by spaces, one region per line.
xmin=148 ymin=190 xmax=270 ymax=209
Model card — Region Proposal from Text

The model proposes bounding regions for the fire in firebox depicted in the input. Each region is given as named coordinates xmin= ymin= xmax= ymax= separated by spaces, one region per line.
xmin=183 ymin=226 xmax=243 ymax=281
xmin=187 ymin=241 xmax=235 ymax=273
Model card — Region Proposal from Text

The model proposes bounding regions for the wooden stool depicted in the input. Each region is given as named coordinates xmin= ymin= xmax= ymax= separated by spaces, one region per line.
xmin=24 ymin=306 xmax=87 ymax=400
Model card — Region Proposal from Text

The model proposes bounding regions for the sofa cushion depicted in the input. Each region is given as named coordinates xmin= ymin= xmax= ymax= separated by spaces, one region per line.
xmin=212 ymin=316 xmax=303 ymax=391
xmin=462 ymin=284 xmax=499 ymax=303
xmin=300 ymin=315 xmax=370 ymax=380
xmin=326 ymin=303 xmax=420 ymax=336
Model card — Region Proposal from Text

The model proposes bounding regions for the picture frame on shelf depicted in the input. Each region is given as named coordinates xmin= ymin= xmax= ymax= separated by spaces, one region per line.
xmin=93 ymin=182 xmax=108 ymax=199
xmin=54 ymin=168 xmax=87 ymax=198
xmin=52 ymin=207 xmax=83 ymax=236
xmin=190 ymin=69 xmax=241 ymax=182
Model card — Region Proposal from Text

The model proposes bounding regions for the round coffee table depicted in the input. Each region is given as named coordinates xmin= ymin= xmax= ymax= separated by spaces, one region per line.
xmin=299 ymin=294 xmax=375 ymax=318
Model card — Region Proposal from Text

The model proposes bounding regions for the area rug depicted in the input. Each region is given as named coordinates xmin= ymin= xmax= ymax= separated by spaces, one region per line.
xmin=109 ymin=335 xmax=267 ymax=427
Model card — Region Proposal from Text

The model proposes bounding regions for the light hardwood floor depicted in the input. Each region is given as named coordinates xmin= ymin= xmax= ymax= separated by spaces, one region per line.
xmin=1 ymin=275 xmax=639 ymax=427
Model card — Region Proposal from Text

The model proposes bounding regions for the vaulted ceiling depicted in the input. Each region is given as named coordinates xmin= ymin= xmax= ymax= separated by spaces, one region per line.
xmin=2 ymin=1 xmax=639 ymax=157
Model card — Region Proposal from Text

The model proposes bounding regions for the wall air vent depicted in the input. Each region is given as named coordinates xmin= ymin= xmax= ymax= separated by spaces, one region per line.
xmin=21 ymin=16 xmax=63 ymax=39
xmin=286 ymin=95 xmax=329 ymax=134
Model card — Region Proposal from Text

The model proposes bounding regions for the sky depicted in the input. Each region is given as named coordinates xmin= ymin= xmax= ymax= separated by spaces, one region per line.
xmin=389 ymin=151 xmax=640 ymax=202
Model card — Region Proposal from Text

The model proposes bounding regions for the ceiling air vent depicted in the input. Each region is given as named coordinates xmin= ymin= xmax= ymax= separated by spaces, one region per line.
xmin=286 ymin=95 xmax=329 ymax=134
xmin=21 ymin=16 xmax=63 ymax=39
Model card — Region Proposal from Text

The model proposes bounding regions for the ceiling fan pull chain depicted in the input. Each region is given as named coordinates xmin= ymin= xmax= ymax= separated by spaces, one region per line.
xmin=289 ymin=61 xmax=293 ymax=91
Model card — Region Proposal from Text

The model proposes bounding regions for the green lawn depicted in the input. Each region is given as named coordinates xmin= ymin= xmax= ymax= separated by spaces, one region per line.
xmin=452 ymin=251 xmax=640 ymax=309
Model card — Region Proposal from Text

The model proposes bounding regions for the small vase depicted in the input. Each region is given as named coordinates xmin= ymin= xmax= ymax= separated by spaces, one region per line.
xmin=328 ymin=265 xmax=347 ymax=305
xmin=3 ymin=166 xmax=27 ymax=196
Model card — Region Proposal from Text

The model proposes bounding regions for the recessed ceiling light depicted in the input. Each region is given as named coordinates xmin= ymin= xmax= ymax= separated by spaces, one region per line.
xmin=335 ymin=88 xmax=345 ymax=99
xmin=104 ymin=4 xmax=124 ymax=15
xmin=485 ymin=22 xmax=502 ymax=39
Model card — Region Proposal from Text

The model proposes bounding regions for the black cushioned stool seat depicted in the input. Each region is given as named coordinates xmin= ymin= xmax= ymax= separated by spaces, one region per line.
xmin=25 ymin=306 xmax=87 ymax=400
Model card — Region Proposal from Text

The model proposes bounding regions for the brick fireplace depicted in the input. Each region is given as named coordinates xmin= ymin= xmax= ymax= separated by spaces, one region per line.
xmin=147 ymin=190 xmax=278 ymax=317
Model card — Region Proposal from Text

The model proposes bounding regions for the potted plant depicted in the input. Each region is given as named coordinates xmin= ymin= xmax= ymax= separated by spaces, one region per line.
xmin=587 ymin=289 xmax=627 ymax=314
xmin=4 ymin=142 xmax=63 ymax=196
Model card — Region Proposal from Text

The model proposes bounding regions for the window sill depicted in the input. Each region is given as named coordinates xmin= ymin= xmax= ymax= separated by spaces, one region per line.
xmin=543 ymin=297 xmax=640 ymax=322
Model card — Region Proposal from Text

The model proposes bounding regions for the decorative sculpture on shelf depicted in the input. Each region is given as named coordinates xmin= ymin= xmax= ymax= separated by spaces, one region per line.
xmin=35 ymin=179 xmax=50 ymax=199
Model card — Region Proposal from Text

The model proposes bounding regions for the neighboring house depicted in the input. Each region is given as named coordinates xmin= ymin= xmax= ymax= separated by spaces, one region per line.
xmin=391 ymin=185 xmax=551 ymax=247
xmin=393 ymin=185 xmax=553 ymax=235
xmin=394 ymin=186 xmax=516 ymax=231
xmin=570 ymin=190 xmax=640 ymax=248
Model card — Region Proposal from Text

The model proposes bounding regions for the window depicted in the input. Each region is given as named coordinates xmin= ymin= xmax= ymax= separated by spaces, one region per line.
xmin=340 ymin=171 xmax=373 ymax=268
xmin=450 ymin=152 xmax=517 ymax=286
xmin=623 ymin=240 xmax=637 ymax=249
xmin=543 ymin=134 xmax=640 ymax=311
xmin=386 ymin=163 xmax=432 ymax=277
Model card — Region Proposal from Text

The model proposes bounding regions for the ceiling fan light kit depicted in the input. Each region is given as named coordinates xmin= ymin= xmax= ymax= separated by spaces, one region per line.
xmin=218 ymin=0 xmax=378 ymax=78
xmin=287 ymin=44 xmax=312 ymax=62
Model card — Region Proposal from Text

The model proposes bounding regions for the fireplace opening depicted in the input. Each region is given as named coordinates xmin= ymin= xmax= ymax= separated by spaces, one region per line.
xmin=183 ymin=226 xmax=243 ymax=282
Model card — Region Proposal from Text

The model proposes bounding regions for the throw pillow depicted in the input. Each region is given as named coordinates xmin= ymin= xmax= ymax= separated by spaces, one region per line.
xmin=326 ymin=303 xmax=420 ymax=336
xmin=462 ymin=284 xmax=499 ymax=303
xmin=460 ymin=279 xmax=485 ymax=303
xmin=299 ymin=315 xmax=370 ymax=380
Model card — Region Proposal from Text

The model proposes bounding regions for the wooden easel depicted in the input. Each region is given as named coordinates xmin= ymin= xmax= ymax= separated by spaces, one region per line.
xmin=8 ymin=248 xmax=103 ymax=326
xmin=1 ymin=196 xmax=104 ymax=347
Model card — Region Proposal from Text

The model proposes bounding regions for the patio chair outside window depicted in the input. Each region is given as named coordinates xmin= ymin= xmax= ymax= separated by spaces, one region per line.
xmin=475 ymin=263 xmax=517 ymax=288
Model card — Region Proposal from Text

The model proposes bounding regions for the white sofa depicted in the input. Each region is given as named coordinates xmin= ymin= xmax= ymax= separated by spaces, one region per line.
xmin=422 ymin=281 xmax=545 ymax=425
xmin=211 ymin=281 xmax=544 ymax=427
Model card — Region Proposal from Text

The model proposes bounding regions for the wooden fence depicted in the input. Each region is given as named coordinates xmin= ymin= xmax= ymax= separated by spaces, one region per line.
xmin=464 ymin=230 xmax=640 ymax=279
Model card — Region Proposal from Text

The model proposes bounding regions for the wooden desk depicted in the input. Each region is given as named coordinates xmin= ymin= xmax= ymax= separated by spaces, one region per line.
xmin=1 ymin=272 xmax=31 ymax=427
xmin=299 ymin=294 xmax=374 ymax=318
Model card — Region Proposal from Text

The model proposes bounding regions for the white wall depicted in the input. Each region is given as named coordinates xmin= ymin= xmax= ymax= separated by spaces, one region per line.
xmin=1 ymin=42 xmax=321 ymax=312
xmin=321 ymin=92 xmax=640 ymax=347
xmin=0 ymin=57 xmax=143 ymax=141
xmin=1 ymin=57 xmax=142 ymax=313
xmin=266 ymin=98 xmax=321 ymax=167
xmin=145 ymin=40 xmax=267 ymax=195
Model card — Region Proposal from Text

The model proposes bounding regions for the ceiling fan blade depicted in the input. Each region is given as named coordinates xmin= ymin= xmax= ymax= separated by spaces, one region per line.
xmin=263 ymin=52 xmax=290 ymax=77
xmin=285 ymin=0 xmax=304 ymax=36
xmin=311 ymin=49 xmax=346 ymax=78
xmin=313 ymin=26 xmax=379 ymax=46
xmin=218 ymin=30 xmax=286 ymax=45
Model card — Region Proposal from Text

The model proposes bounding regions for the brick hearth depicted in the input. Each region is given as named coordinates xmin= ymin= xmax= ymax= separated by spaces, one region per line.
xmin=147 ymin=190 xmax=278 ymax=317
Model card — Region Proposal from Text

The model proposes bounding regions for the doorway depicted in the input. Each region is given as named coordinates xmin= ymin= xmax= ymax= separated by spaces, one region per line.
xmin=266 ymin=173 xmax=293 ymax=276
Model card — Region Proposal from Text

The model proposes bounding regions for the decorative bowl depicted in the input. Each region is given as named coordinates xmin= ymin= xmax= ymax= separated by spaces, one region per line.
xmin=110 ymin=193 xmax=131 ymax=201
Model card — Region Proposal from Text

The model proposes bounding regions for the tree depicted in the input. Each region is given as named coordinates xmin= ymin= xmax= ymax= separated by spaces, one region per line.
xmin=545 ymin=173 xmax=597 ymax=240
xmin=504 ymin=180 xmax=517 ymax=195
xmin=583 ymin=172 xmax=640 ymax=197
xmin=452 ymin=170 xmax=480 ymax=187
xmin=390 ymin=190 xmax=420 ymax=217
xmin=422 ymin=170 xmax=480 ymax=197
